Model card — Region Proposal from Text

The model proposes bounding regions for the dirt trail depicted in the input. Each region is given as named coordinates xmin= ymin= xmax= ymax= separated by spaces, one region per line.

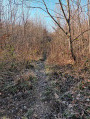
xmin=1 ymin=60 xmax=89 ymax=119
xmin=33 ymin=61 xmax=50 ymax=119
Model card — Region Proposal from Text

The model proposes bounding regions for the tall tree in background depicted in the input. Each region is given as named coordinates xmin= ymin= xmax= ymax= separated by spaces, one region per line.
xmin=9 ymin=0 xmax=90 ymax=61
xmin=41 ymin=0 xmax=90 ymax=61
xmin=87 ymin=0 xmax=90 ymax=53
xmin=33 ymin=0 xmax=73 ymax=60
xmin=0 ymin=0 xmax=2 ymax=31
xmin=41 ymin=0 xmax=77 ymax=61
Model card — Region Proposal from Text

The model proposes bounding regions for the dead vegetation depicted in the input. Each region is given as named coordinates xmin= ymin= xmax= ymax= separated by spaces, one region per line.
xmin=0 ymin=0 xmax=90 ymax=119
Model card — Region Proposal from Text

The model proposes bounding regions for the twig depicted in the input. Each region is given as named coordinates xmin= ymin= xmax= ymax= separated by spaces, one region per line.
xmin=72 ymin=29 xmax=90 ymax=42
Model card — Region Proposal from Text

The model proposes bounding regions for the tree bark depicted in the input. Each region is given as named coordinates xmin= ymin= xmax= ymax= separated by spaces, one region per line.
xmin=67 ymin=0 xmax=76 ymax=61
xmin=0 ymin=0 xmax=2 ymax=31
xmin=88 ymin=0 xmax=90 ymax=54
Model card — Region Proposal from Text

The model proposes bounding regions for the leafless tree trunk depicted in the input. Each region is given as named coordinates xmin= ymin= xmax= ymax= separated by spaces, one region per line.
xmin=0 ymin=0 xmax=1 ymax=23
xmin=13 ymin=0 xmax=90 ymax=61
xmin=42 ymin=0 xmax=76 ymax=61
xmin=66 ymin=0 xmax=76 ymax=60
xmin=76 ymin=0 xmax=84 ymax=60
xmin=0 ymin=0 xmax=2 ymax=33
xmin=88 ymin=0 xmax=90 ymax=53
xmin=41 ymin=0 xmax=90 ymax=61
xmin=77 ymin=0 xmax=84 ymax=38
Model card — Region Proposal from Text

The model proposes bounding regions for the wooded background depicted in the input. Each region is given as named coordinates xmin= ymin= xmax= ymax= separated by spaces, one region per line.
xmin=0 ymin=0 xmax=90 ymax=68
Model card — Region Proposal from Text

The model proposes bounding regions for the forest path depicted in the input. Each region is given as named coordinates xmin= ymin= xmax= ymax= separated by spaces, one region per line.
xmin=32 ymin=61 xmax=51 ymax=119
xmin=1 ymin=60 xmax=89 ymax=119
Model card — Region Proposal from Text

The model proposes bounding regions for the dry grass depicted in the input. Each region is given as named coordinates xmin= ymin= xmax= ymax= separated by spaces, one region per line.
xmin=0 ymin=20 xmax=49 ymax=66
xmin=46 ymin=18 xmax=90 ymax=68
xmin=0 ymin=16 xmax=90 ymax=70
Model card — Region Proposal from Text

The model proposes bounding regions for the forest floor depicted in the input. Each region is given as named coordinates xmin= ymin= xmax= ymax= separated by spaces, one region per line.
xmin=0 ymin=60 xmax=90 ymax=119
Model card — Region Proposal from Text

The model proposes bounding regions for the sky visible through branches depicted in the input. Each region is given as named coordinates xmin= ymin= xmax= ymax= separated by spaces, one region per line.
xmin=2 ymin=0 xmax=88 ymax=32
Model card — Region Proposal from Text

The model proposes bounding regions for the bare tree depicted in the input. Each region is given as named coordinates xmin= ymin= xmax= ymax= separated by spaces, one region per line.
xmin=66 ymin=0 xmax=76 ymax=60
xmin=13 ymin=0 xmax=90 ymax=61
xmin=42 ymin=0 xmax=78 ymax=61
xmin=24 ymin=0 xmax=90 ymax=61
xmin=0 ymin=0 xmax=3 ymax=33
xmin=87 ymin=0 xmax=90 ymax=53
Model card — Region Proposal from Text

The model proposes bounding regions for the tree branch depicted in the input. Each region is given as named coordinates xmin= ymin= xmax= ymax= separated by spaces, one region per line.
xmin=42 ymin=0 xmax=67 ymax=35
xmin=72 ymin=29 xmax=90 ymax=42
xmin=59 ymin=0 xmax=68 ymax=23
xmin=25 ymin=5 xmax=47 ymax=13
